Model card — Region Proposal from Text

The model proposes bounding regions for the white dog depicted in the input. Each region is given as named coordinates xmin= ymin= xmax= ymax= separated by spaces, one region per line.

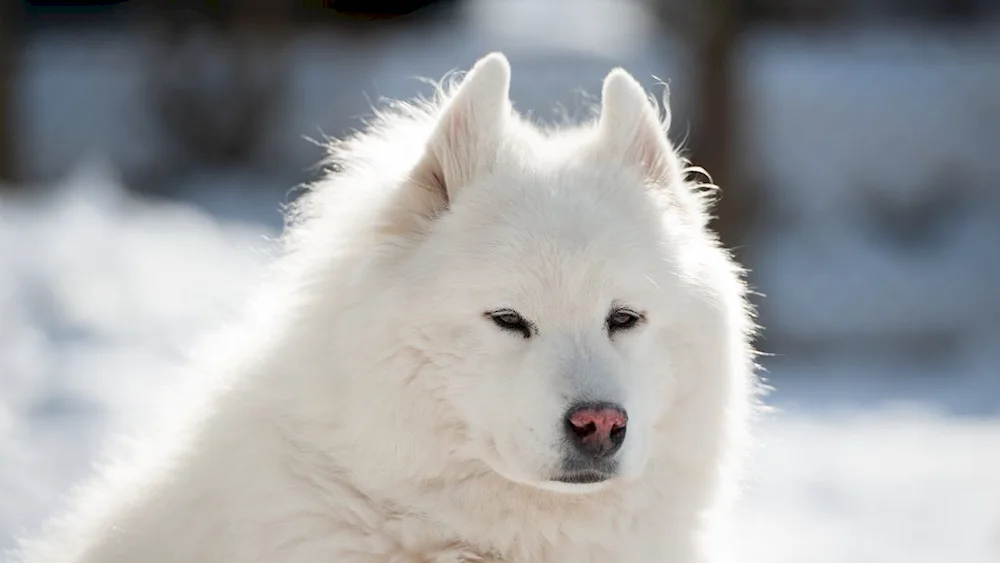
xmin=12 ymin=53 xmax=759 ymax=563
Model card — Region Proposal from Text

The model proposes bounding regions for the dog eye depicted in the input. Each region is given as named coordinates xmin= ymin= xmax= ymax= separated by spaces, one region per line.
xmin=486 ymin=309 xmax=533 ymax=339
xmin=607 ymin=308 xmax=643 ymax=335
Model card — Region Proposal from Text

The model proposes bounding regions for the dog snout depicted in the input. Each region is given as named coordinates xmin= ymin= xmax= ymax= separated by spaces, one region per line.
xmin=564 ymin=402 xmax=627 ymax=458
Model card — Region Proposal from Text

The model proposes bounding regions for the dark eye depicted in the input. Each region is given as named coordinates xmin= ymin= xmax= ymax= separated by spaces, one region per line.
xmin=607 ymin=308 xmax=643 ymax=335
xmin=486 ymin=309 xmax=534 ymax=339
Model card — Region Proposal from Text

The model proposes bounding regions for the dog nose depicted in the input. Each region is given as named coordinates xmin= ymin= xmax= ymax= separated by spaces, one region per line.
xmin=564 ymin=402 xmax=627 ymax=458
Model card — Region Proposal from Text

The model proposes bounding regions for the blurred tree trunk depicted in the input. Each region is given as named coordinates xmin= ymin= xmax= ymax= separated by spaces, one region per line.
xmin=692 ymin=3 xmax=744 ymax=253
xmin=648 ymin=0 xmax=756 ymax=256
xmin=0 ymin=0 xmax=21 ymax=184
xmin=147 ymin=8 xmax=291 ymax=181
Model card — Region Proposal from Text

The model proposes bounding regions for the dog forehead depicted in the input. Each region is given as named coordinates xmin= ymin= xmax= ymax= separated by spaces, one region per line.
xmin=442 ymin=186 xmax=661 ymax=304
xmin=480 ymin=168 xmax=657 ymax=257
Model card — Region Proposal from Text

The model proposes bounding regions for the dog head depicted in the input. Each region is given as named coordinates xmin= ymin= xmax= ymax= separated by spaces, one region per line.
xmin=373 ymin=53 xmax=748 ymax=494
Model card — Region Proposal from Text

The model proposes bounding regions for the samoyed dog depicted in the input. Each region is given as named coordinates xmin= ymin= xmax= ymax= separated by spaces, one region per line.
xmin=13 ymin=53 xmax=758 ymax=563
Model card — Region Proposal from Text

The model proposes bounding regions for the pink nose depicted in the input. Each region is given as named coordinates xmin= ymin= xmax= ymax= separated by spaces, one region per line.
xmin=565 ymin=403 xmax=628 ymax=458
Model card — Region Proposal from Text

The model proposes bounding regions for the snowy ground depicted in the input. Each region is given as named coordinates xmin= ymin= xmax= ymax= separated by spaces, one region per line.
xmin=2 ymin=165 xmax=999 ymax=561
xmin=0 ymin=163 xmax=278 ymax=548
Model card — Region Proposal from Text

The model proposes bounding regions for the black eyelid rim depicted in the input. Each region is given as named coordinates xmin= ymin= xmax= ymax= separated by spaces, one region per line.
xmin=485 ymin=308 xmax=536 ymax=338
xmin=485 ymin=308 xmax=521 ymax=323
xmin=610 ymin=308 xmax=644 ymax=321
xmin=606 ymin=306 xmax=646 ymax=332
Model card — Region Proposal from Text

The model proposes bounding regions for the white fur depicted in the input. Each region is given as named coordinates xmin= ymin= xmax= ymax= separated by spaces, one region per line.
xmin=11 ymin=53 xmax=759 ymax=563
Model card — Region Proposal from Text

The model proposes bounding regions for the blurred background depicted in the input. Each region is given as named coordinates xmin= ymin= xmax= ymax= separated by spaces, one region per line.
xmin=1 ymin=0 xmax=999 ymax=561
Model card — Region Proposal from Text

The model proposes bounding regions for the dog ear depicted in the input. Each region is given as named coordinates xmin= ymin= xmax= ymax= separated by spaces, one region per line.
xmin=417 ymin=52 xmax=511 ymax=206
xmin=598 ymin=68 xmax=709 ymax=224
xmin=598 ymin=68 xmax=680 ymax=185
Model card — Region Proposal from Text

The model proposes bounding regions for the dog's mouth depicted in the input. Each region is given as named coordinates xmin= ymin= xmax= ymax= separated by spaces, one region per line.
xmin=551 ymin=470 xmax=614 ymax=485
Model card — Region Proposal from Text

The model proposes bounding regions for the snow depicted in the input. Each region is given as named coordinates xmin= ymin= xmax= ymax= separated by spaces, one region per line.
xmin=731 ymin=408 xmax=1000 ymax=563
xmin=0 ymin=161 xmax=277 ymax=544
xmin=2 ymin=162 xmax=999 ymax=562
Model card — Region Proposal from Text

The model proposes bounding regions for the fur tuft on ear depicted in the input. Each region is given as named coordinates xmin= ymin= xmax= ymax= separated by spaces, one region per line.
xmin=418 ymin=52 xmax=512 ymax=206
xmin=598 ymin=68 xmax=678 ymax=185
